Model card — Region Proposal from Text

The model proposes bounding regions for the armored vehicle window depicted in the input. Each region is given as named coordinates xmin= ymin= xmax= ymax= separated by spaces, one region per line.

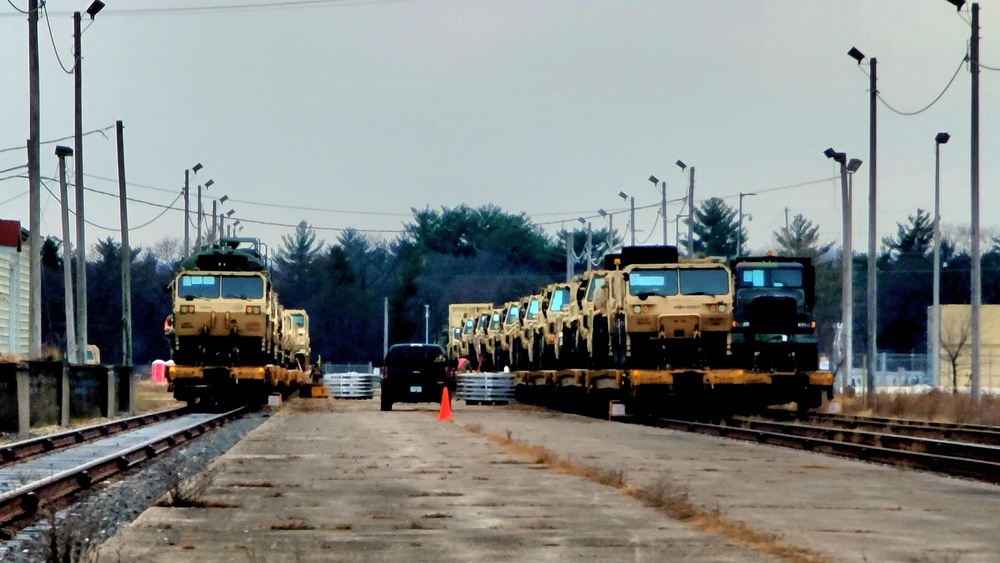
xmin=586 ymin=276 xmax=606 ymax=301
xmin=526 ymin=299 xmax=540 ymax=320
xmin=504 ymin=306 xmax=519 ymax=324
xmin=221 ymin=276 xmax=264 ymax=299
xmin=463 ymin=320 xmax=475 ymax=334
xmin=550 ymin=288 xmax=571 ymax=311
xmin=292 ymin=313 xmax=305 ymax=327
xmin=628 ymin=269 xmax=679 ymax=297
xmin=738 ymin=267 xmax=803 ymax=289
xmin=179 ymin=275 xmax=220 ymax=299
xmin=680 ymin=268 xmax=730 ymax=296
xmin=490 ymin=312 xmax=501 ymax=330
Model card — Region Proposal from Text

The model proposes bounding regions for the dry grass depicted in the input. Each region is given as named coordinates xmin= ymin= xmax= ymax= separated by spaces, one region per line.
xmin=134 ymin=380 xmax=185 ymax=412
xmin=269 ymin=519 xmax=315 ymax=531
xmin=839 ymin=389 xmax=1000 ymax=425
xmin=466 ymin=424 xmax=830 ymax=563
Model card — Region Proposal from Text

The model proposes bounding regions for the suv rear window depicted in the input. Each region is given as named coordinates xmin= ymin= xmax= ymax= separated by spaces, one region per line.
xmin=385 ymin=345 xmax=447 ymax=365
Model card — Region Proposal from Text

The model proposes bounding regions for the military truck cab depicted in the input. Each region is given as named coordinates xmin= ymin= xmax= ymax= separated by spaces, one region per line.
xmin=730 ymin=257 xmax=818 ymax=372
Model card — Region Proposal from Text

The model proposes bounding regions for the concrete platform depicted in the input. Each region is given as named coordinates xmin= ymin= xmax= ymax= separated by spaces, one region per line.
xmin=99 ymin=398 xmax=1000 ymax=562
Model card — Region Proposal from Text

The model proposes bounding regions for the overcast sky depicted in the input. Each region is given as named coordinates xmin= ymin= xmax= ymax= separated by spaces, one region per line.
xmin=2 ymin=0 xmax=999 ymax=259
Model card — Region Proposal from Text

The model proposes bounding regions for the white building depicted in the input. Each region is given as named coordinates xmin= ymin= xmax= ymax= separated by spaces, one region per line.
xmin=0 ymin=220 xmax=30 ymax=358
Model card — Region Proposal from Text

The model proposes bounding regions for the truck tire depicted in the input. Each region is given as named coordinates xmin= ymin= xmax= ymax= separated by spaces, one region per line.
xmin=380 ymin=394 xmax=393 ymax=411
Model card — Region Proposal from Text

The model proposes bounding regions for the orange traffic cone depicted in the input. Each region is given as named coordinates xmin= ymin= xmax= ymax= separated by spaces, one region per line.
xmin=437 ymin=387 xmax=452 ymax=421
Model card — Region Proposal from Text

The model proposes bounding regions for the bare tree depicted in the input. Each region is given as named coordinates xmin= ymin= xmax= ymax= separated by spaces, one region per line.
xmin=940 ymin=309 xmax=972 ymax=393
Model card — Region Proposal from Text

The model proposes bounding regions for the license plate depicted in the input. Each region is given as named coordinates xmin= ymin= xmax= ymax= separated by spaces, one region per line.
xmin=410 ymin=386 xmax=422 ymax=393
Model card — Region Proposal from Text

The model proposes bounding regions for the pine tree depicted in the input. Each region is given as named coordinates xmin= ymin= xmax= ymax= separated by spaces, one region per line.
xmin=684 ymin=197 xmax=740 ymax=258
xmin=882 ymin=209 xmax=934 ymax=258
xmin=773 ymin=214 xmax=834 ymax=260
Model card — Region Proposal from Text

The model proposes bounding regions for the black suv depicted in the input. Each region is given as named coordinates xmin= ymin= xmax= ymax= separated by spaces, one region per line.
xmin=380 ymin=343 xmax=455 ymax=411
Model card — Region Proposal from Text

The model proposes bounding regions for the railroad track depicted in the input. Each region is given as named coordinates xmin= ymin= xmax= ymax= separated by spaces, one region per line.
xmin=755 ymin=409 xmax=1000 ymax=446
xmin=0 ymin=407 xmax=244 ymax=528
xmin=642 ymin=415 xmax=1000 ymax=485
xmin=0 ymin=407 xmax=188 ymax=468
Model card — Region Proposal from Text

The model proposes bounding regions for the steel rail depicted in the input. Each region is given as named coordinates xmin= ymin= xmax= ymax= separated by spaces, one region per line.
xmin=755 ymin=409 xmax=1000 ymax=447
xmin=0 ymin=407 xmax=243 ymax=527
xmin=643 ymin=417 xmax=1000 ymax=485
xmin=0 ymin=406 xmax=189 ymax=468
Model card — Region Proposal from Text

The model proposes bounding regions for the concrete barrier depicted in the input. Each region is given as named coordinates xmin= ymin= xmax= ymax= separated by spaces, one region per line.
xmin=0 ymin=362 xmax=134 ymax=434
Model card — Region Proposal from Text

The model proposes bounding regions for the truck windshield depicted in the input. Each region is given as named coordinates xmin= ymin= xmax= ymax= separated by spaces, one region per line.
xmin=680 ymin=268 xmax=730 ymax=296
xmin=526 ymin=299 xmax=540 ymax=320
xmin=549 ymin=288 xmax=571 ymax=312
xmin=737 ymin=266 xmax=803 ymax=289
xmin=628 ymin=270 xmax=679 ymax=297
xmin=504 ymin=306 xmax=519 ymax=324
xmin=490 ymin=313 xmax=501 ymax=330
xmin=178 ymin=275 xmax=220 ymax=299
xmin=585 ymin=276 xmax=606 ymax=301
xmin=292 ymin=314 xmax=305 ymax=327
xmin=221 ymin=276 xmax=265 ymax=299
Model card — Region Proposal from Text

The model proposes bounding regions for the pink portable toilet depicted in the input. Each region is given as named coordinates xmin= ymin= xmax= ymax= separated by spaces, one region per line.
xmin=151 ymin=360 xmax=166 ymax=383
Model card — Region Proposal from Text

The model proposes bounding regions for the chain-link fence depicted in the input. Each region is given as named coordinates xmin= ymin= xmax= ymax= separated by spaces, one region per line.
xmin=841 ymin=351 xmax=1000 ymax=393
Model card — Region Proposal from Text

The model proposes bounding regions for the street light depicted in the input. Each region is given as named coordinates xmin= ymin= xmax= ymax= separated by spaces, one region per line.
xmin=825 ymin=147 xmax=853 ymax=393
xmin=219 ymin=194 xmax=228 ymax=204
xmin=72 ymin=1 xmax=105 ymax=363
xmin=598 ymin=208 xmax=614 ymax=253
xmin=183 ymin=163 xmax=203 ymax=256
xmin=577 ymin=217 xmax=592 ymax=271
xmin=933 ymin=132 xmax=950 ymax=390
xmin=55 ymin=145 xmax=77 ymax=363
xmin=676 ymin=160 xmax=695 ymax=256
xmin=848 ymin=44 xmax=879 ymax=402
xmin=943 ymin=0 xmax=981 ymax=403
xmin=649 ymin=175 xmax=667 ymax=246
xmin=619 ymin=191 xmax=635 ymax=246
xmin=737 ymin=192 xmax=756 ymax=258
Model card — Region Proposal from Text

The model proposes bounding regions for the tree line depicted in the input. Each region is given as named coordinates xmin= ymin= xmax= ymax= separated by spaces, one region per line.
xmin=33 ymin=200 xmax=1000 ymax=366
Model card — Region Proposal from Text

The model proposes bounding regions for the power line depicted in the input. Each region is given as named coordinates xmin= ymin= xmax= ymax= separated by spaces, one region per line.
xmin=0 ymin=125 xmax=114 ymax=155
xmin=873 ymin=56 xmax=966 ymax=117
xmin=1 ymin=0 xmax=412 ymax=18
xmin=41 ymin=1 xmax=75 ymax=75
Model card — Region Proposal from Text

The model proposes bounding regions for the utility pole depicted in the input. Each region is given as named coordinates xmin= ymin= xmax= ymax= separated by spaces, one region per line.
xmin=825 ymin=148 xmax=851 ymax=393
xmin=567 ymin=230 xmax=574 ymax=280
xmin=424 ymin=304 xmax=429 ymax=344
xmin=383 ymin=297 xmax=389 ymax=359
xmin=211 ymin=200 xmax=217 ymax=245
xmin=970 ymin=2 xmax=982 ymax=404
xmin=56 ymin=146 xmax=77 ymax=363
xmin=687 ymin=167 xmax=695 ymax=257
xmin=183 ymin=170 xmax=190 ymax=256
xmin=74 ymin=11 xmax=88 ymax=363
xmin=196 ymin=185 xmax=203 ymax=250
xmin=586 ymin=221 xmax=593 ymax=272
xmin=661 ymin=182 xmax=667 ymax=246
xmin=117 ymin=121 xmax=132 ymax=366
xmin=866 ymin=57 xmax=878 ymax=401
xmin=28 ymin=0 xmax=41 ymax=358
xmin=785 ymin=207 xmax=789 ymax=233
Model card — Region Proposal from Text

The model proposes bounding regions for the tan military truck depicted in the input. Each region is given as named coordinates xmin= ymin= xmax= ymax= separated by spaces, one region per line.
xmin=515 ymin=293 xmax=545 ymax=370
xmin=493 ymin=300 xmax=523 ymax=370
xmin=281 ymin=309 xmax=311 ymax=370
xmin=559 ymin=270 xmax=607 ymax=369
xmin=447 ymin=303 xmax=493 ymax=363
xmin=540 ymin=278 xmax=588 ymax=370
xmin=588 ymin=246 xmax=733 ymax=369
